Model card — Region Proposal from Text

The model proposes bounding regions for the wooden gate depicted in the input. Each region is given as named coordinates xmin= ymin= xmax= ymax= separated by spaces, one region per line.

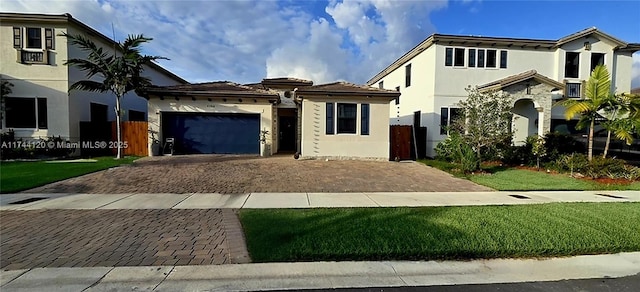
xmin=111 ymin=121 xmax=148 ymax=156
xmin=390 ymin=125 xmax=412 ymax=161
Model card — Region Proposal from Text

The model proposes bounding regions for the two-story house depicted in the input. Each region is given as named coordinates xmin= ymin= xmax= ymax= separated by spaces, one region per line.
xmin=367 ymin=28 xmax=640 ymax=157
xmin=0 ymin=12 xmax=187 ymax=144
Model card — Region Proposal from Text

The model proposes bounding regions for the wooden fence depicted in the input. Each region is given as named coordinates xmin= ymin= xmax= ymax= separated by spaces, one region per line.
xmin=111 ymin=121 xmax=148 ymax=156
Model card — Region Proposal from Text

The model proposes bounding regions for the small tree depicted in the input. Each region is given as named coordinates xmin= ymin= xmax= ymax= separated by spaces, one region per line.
xmin=1 ymin=79 xmax=13 ymax=123
xmin=530 ymin=135 xmax=546 ymax=170
xmin=453 ymin=87 xmax=514 ymax=170
xmin=600 ymin=93 xmax=640 ymax=157
xmin=558 ymin=65 xmax=614 ymax=161
xmin=63 ymin=33 xmax=166 ymax=159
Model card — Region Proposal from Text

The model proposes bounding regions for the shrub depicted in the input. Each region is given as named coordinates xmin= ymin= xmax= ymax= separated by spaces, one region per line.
xmin=434 ymin=132 xmax=478 ymax=173
xmin=553 ymin=153 xmax=589 ymax=174
xmin=544 ymin=132 xmax=585 ymax=161
xmin=584 ymin=157 xmax=626 ymax=179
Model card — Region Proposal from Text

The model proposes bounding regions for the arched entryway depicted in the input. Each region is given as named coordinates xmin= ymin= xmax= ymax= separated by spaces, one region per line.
xmin=512 ymin=99 xmax=539 ymax=145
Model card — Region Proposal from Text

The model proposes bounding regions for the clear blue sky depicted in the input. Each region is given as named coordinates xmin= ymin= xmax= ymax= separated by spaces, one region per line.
xmin=4 ymin=0 xmax=640 ymax=87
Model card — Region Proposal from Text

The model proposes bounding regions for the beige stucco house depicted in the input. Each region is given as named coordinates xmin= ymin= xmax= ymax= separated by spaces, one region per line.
xmin=367 ymin=27 xmax=640 ymax=156
xmin=141 ymin=78 xmax=399 ymax=160
xmin=0 ymin=12 xmax=186 ymax=144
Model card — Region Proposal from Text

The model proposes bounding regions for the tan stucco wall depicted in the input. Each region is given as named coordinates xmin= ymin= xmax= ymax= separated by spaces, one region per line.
xmin=301 ymin=97 xmax=390 ymax=160
xmin=0 ymin=20 xmax=70 ymax=139
xmin=147 ymin=98 xmax=275 ymax=156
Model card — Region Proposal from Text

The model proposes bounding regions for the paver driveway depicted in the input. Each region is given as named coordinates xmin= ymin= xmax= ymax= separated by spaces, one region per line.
xmin=24 ymin=155 xmax=491 ymax=193
xmin=0 ymin=209 xmax=249 ymax=270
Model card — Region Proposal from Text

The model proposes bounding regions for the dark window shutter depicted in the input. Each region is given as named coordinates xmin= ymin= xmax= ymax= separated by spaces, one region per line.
xmin=361 ymin=104 xmax=370 ymax=135
xmin=440 ymin=107 xmax=448 ymax=135
xmin=45 ymin=28 xmax=54 ymax=50
xmin=37 ymin=98 xmax=48 ymax=129
xmin=326 ymin=102 xmax=334 ymax=135
xmin=13 ymin=27 xmax=21 ymax=48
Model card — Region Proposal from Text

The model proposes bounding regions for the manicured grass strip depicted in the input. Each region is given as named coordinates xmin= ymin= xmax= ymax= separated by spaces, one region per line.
xmin=420 ymin=160 xmax=640 ymax=191
xmin=469 ymin=169 xmax=640 ymax=191
xmin=239 ymin=203 xmax=640 ymax=262
xmin=0 ymin=156 xmax=138 ymax=193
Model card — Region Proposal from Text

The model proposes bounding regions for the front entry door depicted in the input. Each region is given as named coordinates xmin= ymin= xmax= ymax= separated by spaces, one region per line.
xmin=278 ymin=116 xmax=296 ymax=152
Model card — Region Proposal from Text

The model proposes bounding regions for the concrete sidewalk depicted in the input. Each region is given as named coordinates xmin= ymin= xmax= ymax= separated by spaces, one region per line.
xmin=1 ymin=252 xmax=639 ymax=291
xmin=2 ymin=190 xmax=639 ymax=210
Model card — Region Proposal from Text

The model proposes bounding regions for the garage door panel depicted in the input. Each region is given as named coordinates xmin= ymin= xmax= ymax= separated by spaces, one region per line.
xmin=162 ymin=113 xmax=260 ymax=154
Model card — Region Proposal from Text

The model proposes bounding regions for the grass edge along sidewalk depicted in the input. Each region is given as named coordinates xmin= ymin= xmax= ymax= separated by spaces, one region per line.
xmin=420 ymin=159 xmax=640 ymax=191
xmin=0 ymin=156 xmax=138 ymax=193
xmin=240 ymin=202 xmax=640 ymax=262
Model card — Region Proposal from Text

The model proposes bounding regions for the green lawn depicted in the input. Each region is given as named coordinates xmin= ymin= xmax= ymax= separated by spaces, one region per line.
xmin=420 ymin=160 xmax=640 ymax=191
xmin=240 ymin=203 xmax=640 ymax=262
xmin=0 ymin=156 xmax=138 ymax=193
xmin=469 ymin=169 xmax=640 ymax=191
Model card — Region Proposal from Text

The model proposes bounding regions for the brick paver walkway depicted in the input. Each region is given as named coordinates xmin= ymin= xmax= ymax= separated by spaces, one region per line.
xmin=0 ymin=209 xmax=249 ymax=270
xmin=24 ymin=155 xmax=491 ymax=193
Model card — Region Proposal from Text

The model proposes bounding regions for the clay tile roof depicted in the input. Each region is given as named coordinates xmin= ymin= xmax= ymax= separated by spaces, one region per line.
xmin=478 ymin=70 xmax=564 ymax=92
xmin=262 ymin=77 xmax=313 ymax=84
xmin=141 ymin=81 xmax=279 ymax=99
xmin=296 ymin=81 xmax=400 ymax=99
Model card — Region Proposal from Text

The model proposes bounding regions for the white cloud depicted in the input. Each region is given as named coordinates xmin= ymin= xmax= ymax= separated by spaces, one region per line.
xmin=3 ymin=0 xmax=449 ymax=84
xmin=632 ymin=52 xmax=640 ymax=90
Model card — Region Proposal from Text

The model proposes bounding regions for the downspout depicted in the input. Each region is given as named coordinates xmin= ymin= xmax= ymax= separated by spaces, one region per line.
xmin=293 ymin=88 xmax=301 ymax=159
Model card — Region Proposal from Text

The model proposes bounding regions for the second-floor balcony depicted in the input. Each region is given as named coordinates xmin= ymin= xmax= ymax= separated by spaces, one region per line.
xmin=565 ymin=82 xmax=582 ymax=98
xmin=19 ymin=50 xmax=48 ymax=65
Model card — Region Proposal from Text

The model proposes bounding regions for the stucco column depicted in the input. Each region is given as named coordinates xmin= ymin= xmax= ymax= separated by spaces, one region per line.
xmin=536 ymin=107 xmax=544 ymax=137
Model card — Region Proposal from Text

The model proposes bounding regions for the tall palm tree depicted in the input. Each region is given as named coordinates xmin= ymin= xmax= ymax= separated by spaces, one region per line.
xmin=63 ymin=33 xmax=166 ymax=159
xmin=600 ymin=93 xmax=640 ymax=157
xmin=559 ymin=65 xmax=614 ymax=161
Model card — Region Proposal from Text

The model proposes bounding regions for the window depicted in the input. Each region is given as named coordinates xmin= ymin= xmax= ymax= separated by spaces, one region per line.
xmin=13 ymin=27 xmax=21 ymax=48
xmin=37 ymin=98 xmax=48 ymax=129
xmin=440 ymin=107 xmax=461 ymax=135
xmin=500 ymin=50 xmax=508 ymax=68
xmin=486 ymin=49 xmax=497 ymax=68
xmin=26 ymin=27 xmax=42 ymax=49
xmin=477 ymin=49 xmax=485 ymax=68
xmin=337 ymin=103 xmax=357 ymax=134
xmin=129 ymin=110 xmax=146 ymax=121
xmin=45 ymin=28 xmax=54 ymax=50
xmin=378 ymin=81 xmax=384 ymax=89
xmin=361 ymin=104 xmax=370 ymax=135
xmin=4 ymin=97 xmax=47 ymax=129
xmin=468 ymin=49 xmax=476 ymax=67
xmin=395 ymin=86 xmax=400 ymax=105
xmin=565 ymin=52 xmax=580 ymax=78
xmin=326 ymin=102 xmax=334 ymax=135
xmin=405 ymin=64 xmax=411 ymax=87
xmin=454 ymin=48 xmax=465 ymax=67
xmin=90 ymin=103 xmax=108 ymax=122
xmin=445 ymin=48 xmax=453 ymax=66
xmin=590 ymin=53 xmax=604 ymax=72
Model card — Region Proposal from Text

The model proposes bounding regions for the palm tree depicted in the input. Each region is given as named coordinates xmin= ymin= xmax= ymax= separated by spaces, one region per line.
xmin=600 ymin=93 xmax=640 ymax=157
xmin=63 ymin=33 xmax=166 ymax=159
xmin=558 ymin=65 xmax=614 ymax=161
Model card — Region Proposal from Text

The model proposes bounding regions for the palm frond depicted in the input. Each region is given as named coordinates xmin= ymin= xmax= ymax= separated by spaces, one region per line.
xmin=584 ymin=65 xmax=612 ymax=103
xmin=69 ymin=80 xmax=109 ymax=92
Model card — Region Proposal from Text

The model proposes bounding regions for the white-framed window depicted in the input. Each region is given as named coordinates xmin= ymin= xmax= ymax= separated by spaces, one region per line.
xmin=405 ymin=64 xmax=412 ymax=87
xmin=468 ymin=49 xmax=476 ymax=67
xmin=13 ymin=27 xmax=55 ymax=65
xmin=325 ymin=102 xmax=370 ymax=135
xmin=590 ymin=53 xmax=605 ymax=73
xmin=565 ymin=52 xmax=580 ymax=78
xmin=440 ymin=107 xmax=462 ymax=135
xmin=486 ymin=49 xmax=497 ymax=68
xmin=4 ymin=97 xmax=48 ymax=129
xmin=445 ymin=47 xmax=466 ymax=67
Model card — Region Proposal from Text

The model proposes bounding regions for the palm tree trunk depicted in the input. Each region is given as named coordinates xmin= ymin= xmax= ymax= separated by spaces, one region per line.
xmin=115 ymin=96 xmax=122 ymax=159
xmin=603 ymin=130 xmax=611 ymax=158
xmin=587 ymin=118 xmax=595 ymax=161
